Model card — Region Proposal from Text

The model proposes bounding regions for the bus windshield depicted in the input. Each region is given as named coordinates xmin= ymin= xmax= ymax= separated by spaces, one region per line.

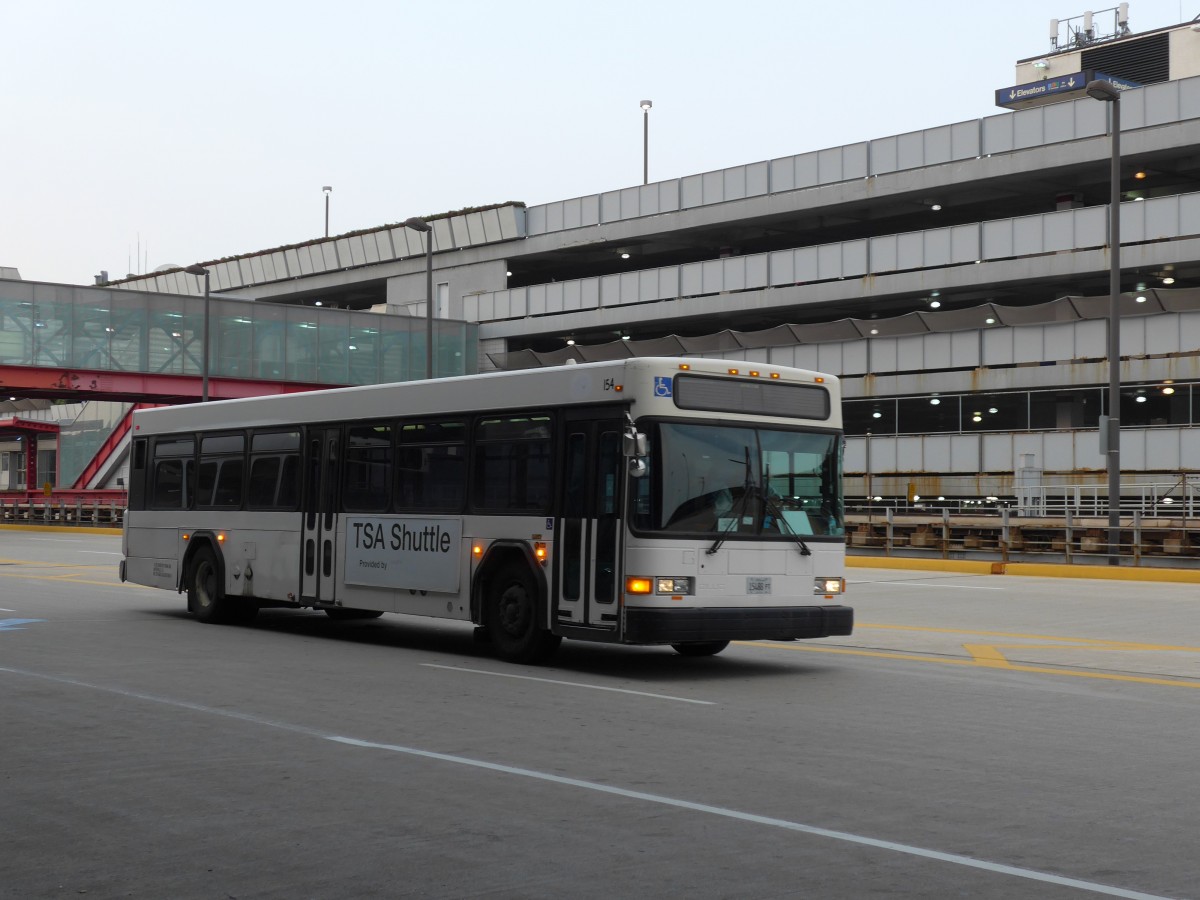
xmin=635 ymin=421 xmax=844 ymax=538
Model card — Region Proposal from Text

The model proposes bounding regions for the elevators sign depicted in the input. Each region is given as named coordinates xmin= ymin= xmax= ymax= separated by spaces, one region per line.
xmin=344 ymin=517 xmax=462 ymax=593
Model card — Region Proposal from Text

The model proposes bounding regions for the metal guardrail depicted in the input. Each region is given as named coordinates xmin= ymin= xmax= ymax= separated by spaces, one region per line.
xmin=0 ymin=497 xmax=125 ymax=528
xmin=1012 ymin=478 xmax=1200 ymax=519
xmin=847 ymin=508 xmax=1200 ymax=567
xmin=851 ymin=478 xmax=1200 ymax=519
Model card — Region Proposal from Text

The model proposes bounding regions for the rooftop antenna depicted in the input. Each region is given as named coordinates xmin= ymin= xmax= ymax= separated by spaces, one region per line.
xmin=1054 ymin=8 xmax=1131 ymax=50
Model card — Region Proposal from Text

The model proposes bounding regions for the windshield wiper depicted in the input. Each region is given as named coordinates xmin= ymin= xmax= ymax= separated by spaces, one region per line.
xmin=707 ymin=447 xmax=753 ymax=556
xmin=705 ymin=449 xmax=812 ymax=557
xmin=761 ymin=485 xmax=812 ymax=557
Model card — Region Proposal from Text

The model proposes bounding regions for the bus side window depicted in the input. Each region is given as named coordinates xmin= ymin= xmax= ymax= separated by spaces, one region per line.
xmin=213 ymin=458 xmax=244 ymax=507
xmin=431 ymin=448 xmax=466 ymax=510
xmin=473 ymin=413 xmax=553 ymax=512
xmin=198 ymin=433 xmax=246 ymax=510
xmin=396 ymin=420 xmax=466 ymax=513
xmin=343 ymin=424 xmax=392 ymax=513
xmin=129 ymin=438 xmax=148 ymax=510
xmin=276 ymin=455 xmax=300 ymax=507
xmin=248 ymin=430 xmax=301 ymax=510
xmin=196 ymin=460 xmax=218 ymax=506
xmin=149 ymin=437 xmax=195 ymax=509
xmin=248 ymin=456 xmax=280 ymax=507
xmin=151 ymin=459 xmax=186 ymax=508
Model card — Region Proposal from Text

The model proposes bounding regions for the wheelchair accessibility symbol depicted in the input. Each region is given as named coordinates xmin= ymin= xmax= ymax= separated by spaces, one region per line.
xmin=654 ymin=376 xmax=673 ymax=398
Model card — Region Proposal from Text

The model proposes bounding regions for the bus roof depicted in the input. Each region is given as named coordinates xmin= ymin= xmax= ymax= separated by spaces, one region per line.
xmin=131 ymin=357 xmax=840 ymax=435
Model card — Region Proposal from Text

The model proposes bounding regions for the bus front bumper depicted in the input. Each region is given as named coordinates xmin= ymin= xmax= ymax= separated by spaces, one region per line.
xmin=623 ymin=604 xmax=853 ymax=644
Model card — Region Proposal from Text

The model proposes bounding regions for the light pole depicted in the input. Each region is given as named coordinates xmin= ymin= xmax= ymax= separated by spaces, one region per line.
xmin=183 ymin=264 xmax=211 ymax=401
xmin=403 ymin=217 xmax=434 ymax=379
xmin=1087 ymin=78 xmax=1122 ymax=564
xmin=640 ymin=100 xmax=652 ymax=184
xmin=323 ymin=185 xmax=332 ymax=238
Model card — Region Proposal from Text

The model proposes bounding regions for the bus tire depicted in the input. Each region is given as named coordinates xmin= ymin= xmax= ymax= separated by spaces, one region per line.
xmin=187 ymin=545 xmax=230 ymax=624
xmin=487 ymin=564 xmax=561 ymax=665
xmin=324 ymin=608 xmax=384 ymax=620
xmin=671 ymin=640 xmax=730 ymax=657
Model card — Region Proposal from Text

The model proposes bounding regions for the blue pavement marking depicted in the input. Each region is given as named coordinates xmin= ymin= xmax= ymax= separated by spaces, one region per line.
xmin=0 ymin=619 xmax=46 ymax=631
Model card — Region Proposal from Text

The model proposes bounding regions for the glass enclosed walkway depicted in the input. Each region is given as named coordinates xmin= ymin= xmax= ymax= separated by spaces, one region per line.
xmin=0 ymin=280 xmax=477 ymax=393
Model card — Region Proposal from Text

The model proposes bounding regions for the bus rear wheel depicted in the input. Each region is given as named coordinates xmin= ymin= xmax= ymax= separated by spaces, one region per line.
xmin=187 ymin=545 xmax=257 ymax=625
xmin=487 ymin=564 xmax=560 ymax=665
xmin=671 ymin=640 xmax=730 ymax=657
xmin=188 ymin=546 xmax=229 ymax=624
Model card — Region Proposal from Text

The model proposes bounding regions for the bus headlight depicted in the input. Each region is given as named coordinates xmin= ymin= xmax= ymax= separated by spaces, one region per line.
xmin=813 ymin=577 xmax=845 ymax=596
xmin=656 ymin=577 xmax=694 ymax=595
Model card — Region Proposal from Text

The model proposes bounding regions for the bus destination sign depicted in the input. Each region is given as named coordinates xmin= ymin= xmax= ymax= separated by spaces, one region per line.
xmin=344 ymin=516 xmax=463 ymax=593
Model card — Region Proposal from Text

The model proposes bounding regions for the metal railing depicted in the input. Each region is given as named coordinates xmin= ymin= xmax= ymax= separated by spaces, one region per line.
xmin=0 ymin=495 xmax=125 ymax=528
xmin=849 ymin=478 xmax=1200 ymax=519
xmin=847 ymin=506 xmax=1200 ymax=567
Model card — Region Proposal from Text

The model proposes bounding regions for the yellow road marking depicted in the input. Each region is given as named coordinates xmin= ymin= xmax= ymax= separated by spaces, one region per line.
xmin=744 ymin=641 xmax=1200 ymax=689
xmin=962 ymin=644 xmax=1014 ymax=668
xmin=0 ymin=559 xmax=112 ymax=570
xmin=857 ymin=622 xmax=1200 ymax=653
xmin=0 ymin=575 xmax=132 ymax=588
xmin=0 ymin=567 xmax=134 ymax=589
xmin=963 ymin=641 xmax=1180 ymax=667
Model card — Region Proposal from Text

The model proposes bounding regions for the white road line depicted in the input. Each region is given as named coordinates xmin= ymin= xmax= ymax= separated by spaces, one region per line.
xmin=0 ymin=608 xmax=14 ymax=612
xmin=79 ymin=551 xmax=121 ymax=556
xmin=331 ymin=735 xmax=1172 ymax=900
xmin=421 ymin=663 xmax=715 ymax=705
xmin=29 ymin=538 xmax=87 ymax=543
xmin=0 ymin=664 xmax=1173 ymax=900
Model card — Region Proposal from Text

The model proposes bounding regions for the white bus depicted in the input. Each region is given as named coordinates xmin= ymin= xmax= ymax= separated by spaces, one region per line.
xmin=120 ymin=357 xmax=851 ymax=663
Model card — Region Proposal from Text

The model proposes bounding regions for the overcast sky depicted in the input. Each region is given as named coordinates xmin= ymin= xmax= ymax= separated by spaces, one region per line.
xmin=3 ymin=0 xmax=1192 ymax=286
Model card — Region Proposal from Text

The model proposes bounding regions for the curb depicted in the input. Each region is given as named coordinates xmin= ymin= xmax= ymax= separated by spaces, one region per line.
xmin=0 ymin=524 xmax=123 ymax=536
xmin=848 ymin=555 xmax=1200 ymax=584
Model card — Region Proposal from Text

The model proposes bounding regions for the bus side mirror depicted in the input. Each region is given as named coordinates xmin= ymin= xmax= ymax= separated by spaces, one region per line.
xmin=623 ymin=429 xmax=648 ymax=478
xmin=622 ymin=431 xmax=648 ymax=459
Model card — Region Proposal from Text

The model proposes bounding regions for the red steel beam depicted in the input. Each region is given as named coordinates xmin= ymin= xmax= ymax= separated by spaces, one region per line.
xmin=0 ymin=417 xmax=60 ymax=434
xmin=0 ymin=365 xmax=336 ymax=402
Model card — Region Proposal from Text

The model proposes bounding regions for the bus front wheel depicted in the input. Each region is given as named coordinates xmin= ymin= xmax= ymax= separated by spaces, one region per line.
xmin=671 ymin=641 xmax=730 ymax=657
xmin=487 ymin=564 xmax=561 ymax=665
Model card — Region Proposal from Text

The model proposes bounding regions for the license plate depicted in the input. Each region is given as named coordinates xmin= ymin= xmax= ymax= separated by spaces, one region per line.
xmin=746 ymin=577 xmax=772 ymax=595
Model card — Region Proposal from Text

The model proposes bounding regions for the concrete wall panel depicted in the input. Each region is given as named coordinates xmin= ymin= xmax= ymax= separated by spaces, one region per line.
xmin=1145 ymin=428 xmax=1180 ymax=469
xmin=982 ymin=433 xmax=1014 ymax=471
xmin=950 ymin=434 xmax=981 ymax=472
xmin=1043 ymin=432 xmax=1076 ymax=470
xmin=924 ymin=434 xmax=952 ymax=470
xmin=895 ymin=435 xmax=923 ymax=472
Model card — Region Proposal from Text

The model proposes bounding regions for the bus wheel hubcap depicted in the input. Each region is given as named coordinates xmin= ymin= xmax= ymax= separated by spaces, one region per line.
xmin=498 ymin=585 xmax=528 ymax=634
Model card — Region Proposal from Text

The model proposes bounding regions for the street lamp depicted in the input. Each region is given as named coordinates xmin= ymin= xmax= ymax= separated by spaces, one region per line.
xmin=183 ymin=264 xmax=211 ymax=401
xmin=1087 ymin=78 xmax=1121 ymax=564
xmin=323 ymin=185 xmax=333 ymax=238
xmin=403 ymin=217 xmax=434 ymax=379
xmin=640 ymin=100 xmax=652 ymax=185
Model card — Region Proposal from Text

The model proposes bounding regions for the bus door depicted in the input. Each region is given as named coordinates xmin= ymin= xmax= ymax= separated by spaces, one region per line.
xmin=556 ymin=410 xmax=624 ymax=629
xmin=301 ymin=427 xmax=340 ymax=604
